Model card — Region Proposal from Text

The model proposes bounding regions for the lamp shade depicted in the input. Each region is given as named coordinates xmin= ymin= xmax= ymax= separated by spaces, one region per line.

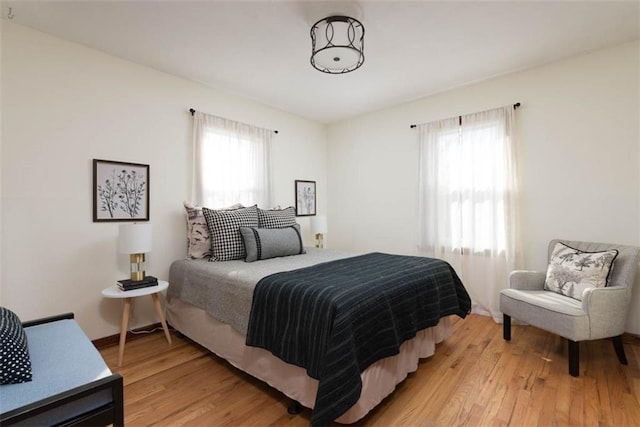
xmin=310 ymin=216 xmax=328 ymax=234
xmin=118 ymin=223 xmax=152 ymax=254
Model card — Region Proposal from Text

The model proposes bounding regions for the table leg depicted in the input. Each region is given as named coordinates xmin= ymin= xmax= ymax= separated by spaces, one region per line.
xmin=118 ymin=297 xmax=132 ymax=367
xmin=152 ymin=293 xmax=172 ymax=345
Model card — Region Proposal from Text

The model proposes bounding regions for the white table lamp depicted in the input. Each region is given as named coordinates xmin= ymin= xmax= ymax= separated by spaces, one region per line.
xmin=118 ymin=223 xmax=152 ymax=281
xmin=310 ymin=216 xmax=328 ymax=249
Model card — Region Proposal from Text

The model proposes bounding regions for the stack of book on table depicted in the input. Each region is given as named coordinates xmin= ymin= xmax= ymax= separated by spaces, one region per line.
xmin=117 ymin=275 xmax=158 ymax=291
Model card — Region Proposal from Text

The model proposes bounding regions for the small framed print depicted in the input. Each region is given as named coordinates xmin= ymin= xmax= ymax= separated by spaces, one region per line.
xmin=295 ymin=180 xmax=316 ymax=216
xmin=93 ymin=159 xmax=150 ymax=222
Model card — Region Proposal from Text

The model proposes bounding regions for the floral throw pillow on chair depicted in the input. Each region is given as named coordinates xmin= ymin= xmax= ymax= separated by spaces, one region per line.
xmin=544 ymin=242 xmax=618 ymax=301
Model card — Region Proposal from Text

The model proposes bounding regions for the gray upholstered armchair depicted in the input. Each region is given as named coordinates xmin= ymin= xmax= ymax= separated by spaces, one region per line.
xmin=500 ymin=239 xmax=640 ymax=376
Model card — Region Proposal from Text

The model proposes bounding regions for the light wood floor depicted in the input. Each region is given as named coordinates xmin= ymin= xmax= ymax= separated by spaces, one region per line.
xmin=99 ymin=314 xmax=640 ymax=426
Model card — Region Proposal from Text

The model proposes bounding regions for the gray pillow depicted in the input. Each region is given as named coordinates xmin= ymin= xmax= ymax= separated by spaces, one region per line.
xmin=240 ymin=224 xmax=305 ymax=262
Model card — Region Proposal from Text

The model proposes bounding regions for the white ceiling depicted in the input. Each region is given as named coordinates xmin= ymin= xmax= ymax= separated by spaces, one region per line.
xmin=2 ymin=1 xmax=638 ymax=123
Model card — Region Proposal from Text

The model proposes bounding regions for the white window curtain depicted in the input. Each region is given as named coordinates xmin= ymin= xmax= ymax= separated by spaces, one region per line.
xmin=192 ymin=111 xmax=272 ymax=208
xmin=418 ymin=105 xmax=521 ymax=321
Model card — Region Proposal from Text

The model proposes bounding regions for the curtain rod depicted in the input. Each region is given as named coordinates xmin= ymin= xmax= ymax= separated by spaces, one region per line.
xmin=189 ymin=108 xmax=278 ymax=134
xmin=409 ymin=102 xmax=521 ymax=129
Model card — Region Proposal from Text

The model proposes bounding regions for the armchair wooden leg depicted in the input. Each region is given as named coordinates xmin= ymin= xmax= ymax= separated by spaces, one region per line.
xmin=568 ymin=340 xmax=579 ymax=377
xmin=503 ymin=314 xmax=511 ymax=341
xmin=612 ymin=335 xmax=628 ymax=365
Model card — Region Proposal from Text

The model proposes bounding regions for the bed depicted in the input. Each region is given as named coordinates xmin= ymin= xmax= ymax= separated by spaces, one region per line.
xmin=167 ymin=247 xmax=471 ymax=425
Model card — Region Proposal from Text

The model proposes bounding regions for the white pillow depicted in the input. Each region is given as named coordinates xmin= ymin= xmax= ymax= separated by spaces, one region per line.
xmin=544 ymin=242 xmax=618 ymax=301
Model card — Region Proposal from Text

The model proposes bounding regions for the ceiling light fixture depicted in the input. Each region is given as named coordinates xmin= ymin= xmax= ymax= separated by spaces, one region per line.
xmin=310 ymin=16 xmax=365 ymax=74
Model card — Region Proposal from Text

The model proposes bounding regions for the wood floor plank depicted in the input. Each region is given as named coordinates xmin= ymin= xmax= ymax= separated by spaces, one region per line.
xmin=99 ymin=314 xmax=640 ymax=426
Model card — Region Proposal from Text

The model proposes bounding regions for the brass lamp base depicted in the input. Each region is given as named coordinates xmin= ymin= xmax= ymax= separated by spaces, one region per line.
xmin=315 ymin=233 xmax=324 ymax=249
xmin=130 ymin=253 xmax=146 ymax=281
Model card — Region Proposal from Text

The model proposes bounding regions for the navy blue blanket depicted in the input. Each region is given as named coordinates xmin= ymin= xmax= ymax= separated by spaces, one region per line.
xmin=245 ymin=252 xmax=471 ymax=426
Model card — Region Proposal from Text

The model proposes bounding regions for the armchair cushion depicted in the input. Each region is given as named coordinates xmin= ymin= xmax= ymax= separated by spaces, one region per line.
xmin=501 ymin=289 xmax=585 ymax=317
xmin=500 ymin=289 xmax=590 ymax=340
xmin=543 ymin=242 xmax=618 ymax=301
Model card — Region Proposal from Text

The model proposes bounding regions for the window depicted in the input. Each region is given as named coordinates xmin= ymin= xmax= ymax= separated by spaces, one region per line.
xmin=440 ymin=118 xmax=510 ymax=253
xmin=418 ymin=105 xmax=520 ymax=318
xmin=192 ymin=112 xmax=272 ymax=208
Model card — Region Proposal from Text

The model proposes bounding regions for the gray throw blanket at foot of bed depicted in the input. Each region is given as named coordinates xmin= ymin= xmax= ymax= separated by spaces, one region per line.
xmin=245 ymin=252 xmax=472 ymax=427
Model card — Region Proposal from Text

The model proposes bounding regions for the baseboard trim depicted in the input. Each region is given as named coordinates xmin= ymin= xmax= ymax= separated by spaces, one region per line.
xmin=92 ymin=322 xmax=162 ymax=349
xmin=92 ymin=324 xmax=637 ymax=350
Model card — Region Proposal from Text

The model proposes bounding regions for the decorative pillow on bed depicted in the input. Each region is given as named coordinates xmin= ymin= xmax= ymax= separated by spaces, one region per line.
xmin=0 ymin=307 xmax=32 ymax=384
xmin=544 ymin=242 xmax=618 ymax=301
xmin=257 ymin=206 xmax=296 ymax=228
xmin=203 ymin=205 xmax=259 ymax=261
xmin=184 ymin=201 xmax=243 ymax=259
xmin=240 ymin=224 xmax=306 ymax=262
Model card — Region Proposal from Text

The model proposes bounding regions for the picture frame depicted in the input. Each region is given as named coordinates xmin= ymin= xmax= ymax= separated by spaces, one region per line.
xmin=93 ymin=159 xmax=150 ymax=222
xmin=295 ymin=180 xmax=316 ymax=216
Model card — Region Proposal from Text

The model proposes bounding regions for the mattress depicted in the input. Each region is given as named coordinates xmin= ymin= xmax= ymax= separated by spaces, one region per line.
xmin=168 ymin=248 xmax=355 ymax=335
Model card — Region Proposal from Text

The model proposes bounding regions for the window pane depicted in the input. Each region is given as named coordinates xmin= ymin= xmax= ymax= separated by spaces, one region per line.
xmin=435 ymin=118 xmax=510 ymax=253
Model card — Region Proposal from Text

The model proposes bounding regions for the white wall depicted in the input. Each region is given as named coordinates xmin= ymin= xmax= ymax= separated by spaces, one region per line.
xmin=2 ymin=21 xmax=639 ymax=338
xmin=0 ymin=22 xmax=327 ymax=339
xmin=327 ymin=41 xmax=640 ymax=334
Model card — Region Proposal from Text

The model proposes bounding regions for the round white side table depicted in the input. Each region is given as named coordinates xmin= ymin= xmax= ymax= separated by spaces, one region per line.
xmin=102 ymin=280 xmax=172 ymax=366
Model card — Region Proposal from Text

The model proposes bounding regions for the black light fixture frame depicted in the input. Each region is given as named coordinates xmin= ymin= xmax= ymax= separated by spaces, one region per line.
xmin=310 ymin=16 xmax=365 ymax=74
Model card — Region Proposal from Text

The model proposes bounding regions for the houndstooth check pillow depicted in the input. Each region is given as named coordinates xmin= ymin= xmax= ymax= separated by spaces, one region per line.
xmin=258 ymin=206 xmax=297 ymax=228
xmin=203 ymin=205 xmax=259 ymax=261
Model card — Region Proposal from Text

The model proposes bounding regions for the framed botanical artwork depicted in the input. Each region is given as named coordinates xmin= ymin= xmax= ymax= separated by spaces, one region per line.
xmin=295 ymin=180 xmax=316 ymax=216
xmin=93 ymin=159 xmax=150 ymax=222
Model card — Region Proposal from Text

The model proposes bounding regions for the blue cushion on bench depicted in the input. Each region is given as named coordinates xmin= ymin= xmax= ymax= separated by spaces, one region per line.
xmin=0 ymin=319 xmax=113 ymax=414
